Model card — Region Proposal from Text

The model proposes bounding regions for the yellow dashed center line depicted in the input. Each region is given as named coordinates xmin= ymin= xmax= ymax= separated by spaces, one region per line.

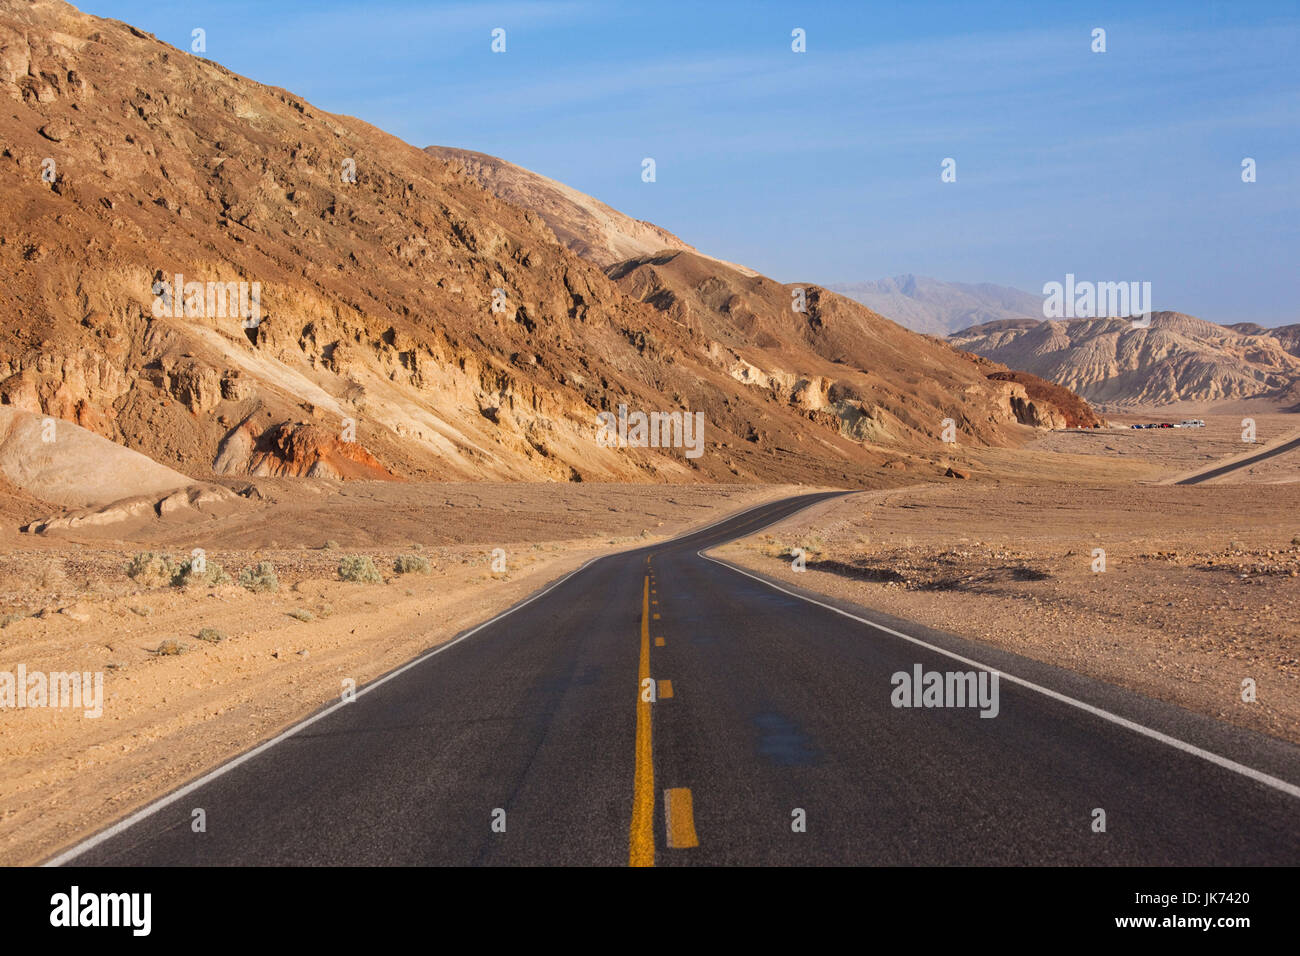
xmin=655 ymin=637 xmax=665 ymax=647
xmin=664 ymin=788 xmax=699 ymax=849
xmin=629 ymin=575 xmax=655 ymax=867
xmin=659 ymin=679 xmax=674 ymax=699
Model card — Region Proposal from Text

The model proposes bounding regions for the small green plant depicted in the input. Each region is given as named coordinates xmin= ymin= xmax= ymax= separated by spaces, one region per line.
xmin=127 ymin=552 xmax=178 ymax=589
xmin=239 ymin=561 xmax=279 ymax=593
xmin=287 ymin=608 xmax=313 ymax=622
xmin=393 ymin=554 xmax=430 ymax=575
xmin=196 ymin=627 xmax=227 ymax=643
xmin=338 ymin=555 xmax=383 ymax=584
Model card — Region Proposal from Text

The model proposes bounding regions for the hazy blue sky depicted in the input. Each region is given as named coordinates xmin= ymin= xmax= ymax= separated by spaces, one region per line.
xmin=81 ymin=1 xmax=1299 ymax=324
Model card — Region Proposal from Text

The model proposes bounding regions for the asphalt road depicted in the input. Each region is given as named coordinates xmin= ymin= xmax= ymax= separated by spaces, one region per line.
xmin=55 ymin=492 xmax=1300 ymax=866
xmin=1176 ymin=434 xmax=1300 ymax=484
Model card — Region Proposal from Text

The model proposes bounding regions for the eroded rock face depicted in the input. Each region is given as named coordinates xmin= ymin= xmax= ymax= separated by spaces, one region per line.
xmin=1010 ymin=392 xmax=1067 ymax=430
xmin=0 ymin=344 xmax=130 ymax=433
xmin=992 ymin=380 xmax=1069 ymax=430
xmin=984 ymin=370 xmax=1101 ymax=428
xmin=169 ymin=361 xmax=222 ymax=413
xmin=953 ymin=313 xmax=1300 ymax=408
xmin=246 ymin=422 xmax=396 ymax=480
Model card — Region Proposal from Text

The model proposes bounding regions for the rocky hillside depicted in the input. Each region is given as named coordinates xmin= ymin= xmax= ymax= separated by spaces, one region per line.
xmin=608 ymin=251 xmax=1076 ymax=445
xmin=1230 ymin=323 xmax=1300 ymax=359
xmin=0 ymin=0 xmax=1085 ymax=499
xmin=952 ymin=313 xmax=1300 ymax=409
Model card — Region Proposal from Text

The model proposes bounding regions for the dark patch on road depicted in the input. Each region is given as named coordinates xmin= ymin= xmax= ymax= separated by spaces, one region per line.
xmin=753 ymin=710 xmax=821 ymax=766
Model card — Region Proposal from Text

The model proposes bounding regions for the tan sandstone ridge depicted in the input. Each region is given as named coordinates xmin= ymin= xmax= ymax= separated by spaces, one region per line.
xmin=952 ymin=312 xmax=1300 ymax=411
xmin=0 ymin=0 xmax=1096 ymax=515
xmin=426 ymin=146 xmax=757 ymax=276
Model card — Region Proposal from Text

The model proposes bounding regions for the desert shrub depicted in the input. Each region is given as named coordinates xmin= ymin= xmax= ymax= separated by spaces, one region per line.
xmin=196 ymin=627 xmax=227 ymax=643
xmin=0 ymin=611 xmax=29 ymax=628
xmin=323 ymin=539 xmax=339 ymax=550
xmin=239 ymin=561 xmax=279 ymax=593
xmin=338 ymin=555 xmax=383 ymax=584
xmin=287 ymin=608 xmax=313 ymax=622
xmin=153 ymin=639 xmax=185 ymax=656
xmin=393 ymin=554 xmax=430 ymax=575
xmin=174 ymin=558 xmax=231 ymax=588
xmin=127 ymin=552 xmax=178 ymax=589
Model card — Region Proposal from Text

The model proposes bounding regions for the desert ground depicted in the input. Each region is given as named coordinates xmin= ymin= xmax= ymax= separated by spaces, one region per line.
xmin=1035 ymin=411 xmax=1300 ymax=482
xmin=714 ymin=414 xmax=1300 ymax=749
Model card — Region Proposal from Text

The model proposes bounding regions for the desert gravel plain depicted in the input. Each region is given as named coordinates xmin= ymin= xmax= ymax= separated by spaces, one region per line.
xmin=716 ymin=415 xmax=1300 ymax=750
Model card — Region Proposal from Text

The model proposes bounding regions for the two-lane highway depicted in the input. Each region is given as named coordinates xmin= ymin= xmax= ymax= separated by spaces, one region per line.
xmin=52 ymin=492 xmax=1300 ymax=866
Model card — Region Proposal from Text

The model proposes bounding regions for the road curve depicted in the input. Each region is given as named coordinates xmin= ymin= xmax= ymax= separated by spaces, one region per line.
xmin=51 ymin=492 xmax=1300 ymax=866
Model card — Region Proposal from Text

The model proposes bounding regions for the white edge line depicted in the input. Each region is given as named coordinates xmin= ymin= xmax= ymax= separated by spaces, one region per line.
xmin=46 ymin=549 xmax=620 ymax=866
xmin=699 ymin=549 xmax=1300 ymax=801
xmin=44 ymin=492 xmax=826 ymax=866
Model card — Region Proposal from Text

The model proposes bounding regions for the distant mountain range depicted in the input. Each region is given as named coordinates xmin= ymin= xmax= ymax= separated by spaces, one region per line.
xmin=827 ymin=276 xmax=1044 ymax=336
xmin=951 ymin=313 xmax=1300 ymax=410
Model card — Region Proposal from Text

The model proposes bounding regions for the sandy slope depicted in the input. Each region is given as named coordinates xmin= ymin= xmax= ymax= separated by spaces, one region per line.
xmin=0 ymin=407 xmax=191 ymax=507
